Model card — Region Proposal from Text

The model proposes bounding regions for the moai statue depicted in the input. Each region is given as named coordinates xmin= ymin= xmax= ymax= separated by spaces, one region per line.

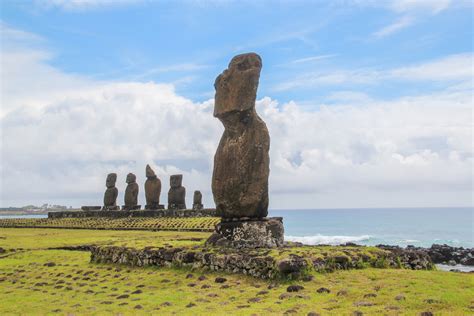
xmin=206 ymin=53 xmax=284 ymax=248
xmin=168 ymin=174 xmax=186 ymax=210
xmin=123 ymin=173 xmax=140 ymax=211
xmin=103 ymin=173 xmax=119 ymax=210
xmin=212 ymin=52 xmax=269 ymax=219
xmin=144 ymin=164 xmax=164 ymax=210
xmin=192 ymin=190 xmax=203 ymax=210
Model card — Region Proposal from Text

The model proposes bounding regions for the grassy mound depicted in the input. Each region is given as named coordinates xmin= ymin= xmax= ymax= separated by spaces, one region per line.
xmin=0 ymin=217 xmax=220 ymax=232
xmin=0 ymin=228 xmax=472 ymax=315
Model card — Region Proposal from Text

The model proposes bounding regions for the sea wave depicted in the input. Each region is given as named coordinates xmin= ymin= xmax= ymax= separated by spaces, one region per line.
xmin=285 ymin=234 xmax=372 ymax=246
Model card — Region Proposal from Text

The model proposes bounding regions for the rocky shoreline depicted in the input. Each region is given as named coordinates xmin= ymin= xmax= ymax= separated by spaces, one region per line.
xmin=375 ymin=244 xmax=474 ymax=267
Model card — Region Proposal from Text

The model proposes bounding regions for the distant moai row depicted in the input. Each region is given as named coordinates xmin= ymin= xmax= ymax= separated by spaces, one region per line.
xmin=101 ymin=164 xmax=203 ymax=211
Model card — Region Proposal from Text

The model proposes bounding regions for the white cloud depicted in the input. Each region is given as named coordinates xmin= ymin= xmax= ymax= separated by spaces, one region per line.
xmin=373 ymin=15 xmax=414 ymax=38
xmin=1 ymin=26 xmax=472 ymax=209
xmin=273 ymin=53 xmax=473 ymax=91
xmin=291 ymin=54 xmax=337 ymax=64
xmin=389 ymin=53 xmax=474 ymax=81
xmin=390 ymin=0 xmax=452 ymax=14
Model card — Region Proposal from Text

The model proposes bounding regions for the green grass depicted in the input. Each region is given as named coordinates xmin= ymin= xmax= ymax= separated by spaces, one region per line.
xmin=0 ymin=228 xmax=473 ymax=315
xmin=0 ymin=217 xmax=220 ymax=232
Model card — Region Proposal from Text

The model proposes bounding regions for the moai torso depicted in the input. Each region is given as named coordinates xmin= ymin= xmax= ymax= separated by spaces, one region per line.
xmin=144 ymin=164 xmax=162 ymax=209
xmin=168 ymin=174 xmax=186 ymax=210
xmin=103 ymin=173 xmax=119 ymax=210
xmin=212 ymin=53 xmax=269 ymax=219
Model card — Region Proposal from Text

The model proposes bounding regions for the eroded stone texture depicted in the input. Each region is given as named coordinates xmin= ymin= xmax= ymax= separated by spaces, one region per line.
xmin=123 ymin=173 xmax=140 ymax=210
xmin=192 ymin=190 xmax=203 ymax=210
xmin=103 ymin=173 xmax=119 ymax=210
xmin=212 ymin=52 xmax=270 ymax=219
xmin=168 ymin=174 xmax=186 ymax=210
xmin=144 ymin=165 xmax=164 ymax=210
xmin=206 ymin=217 xmax=284 ymax=248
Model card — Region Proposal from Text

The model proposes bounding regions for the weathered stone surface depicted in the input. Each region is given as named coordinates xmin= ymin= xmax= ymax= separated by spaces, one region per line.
xmin=205 ymin=217 xmax=284 ymax=248
xmin=89 ymin=242 xmax=435 ymax=280
xmin=144 ymin=165 xmax=164 ymax=210
xmin=212 ymin=53 xmax=269 ymax=219
xmin=103 ymin=173 xmax=118 ymax=210
xmin=192 ymin=191 xmax=203 ymax=210
xmin=168 ymin=174 xmax=186 ymax=210
xmin=123 ymin=173 xmax=139 ymax=211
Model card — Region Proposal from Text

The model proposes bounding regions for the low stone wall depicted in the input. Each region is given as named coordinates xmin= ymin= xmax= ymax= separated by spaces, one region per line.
xmin=90 ymin=246 xmax=280 ymax=279
xmin=89 ymin=244 xmax=434 ymax=280
xmin=48 ymin=209 xmax=217 ymax=219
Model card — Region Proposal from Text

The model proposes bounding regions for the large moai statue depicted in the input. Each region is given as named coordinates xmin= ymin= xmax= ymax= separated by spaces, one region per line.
xmin=168 ymin=174 xmax=186 ymax=210
xmin=103 ymin=173 xmax=119 ymax=210
xmin=206 ymin=53 xmax=284 ymax=248
xmin=123 ymin=173 xmax=140 ymax=211
xmin=192 ymin=190 xmax=203 ymax=210
xmin=144 ymin=164 xmax=164 ymax=210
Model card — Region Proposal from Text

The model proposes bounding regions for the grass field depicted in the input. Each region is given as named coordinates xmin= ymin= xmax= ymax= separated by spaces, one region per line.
xmin=1 ymin=228 xmax=473 ymax=315
xmin=0 ymin=217 xmax=220 ymax=232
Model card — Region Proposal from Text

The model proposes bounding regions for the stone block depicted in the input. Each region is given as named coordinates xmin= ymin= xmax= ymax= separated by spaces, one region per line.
xmin=205 ymin=217 xmax=284 ymax=248
xmin=81 ymin=206 xmax=101 ymax=211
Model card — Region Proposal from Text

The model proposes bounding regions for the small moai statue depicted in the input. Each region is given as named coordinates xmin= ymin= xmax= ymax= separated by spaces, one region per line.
xmin=192 ymin=190 xmax=203 ymax=210
xmin=123 ymin=173 xmax=140 ymax=211
xmin=103 ymin=173 xmax=119 ymax=210
xmin=168 ymin=174 xmax=186 ymax=210
xmin=144 ymin=164 xmax=164 ymax=210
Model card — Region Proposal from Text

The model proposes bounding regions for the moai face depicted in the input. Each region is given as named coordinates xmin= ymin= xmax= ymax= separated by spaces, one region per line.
xmin=126 ymin=173 xmax=136 ymax=184
xmin=170 ymin=174 xmax=183 ymax=188
xmin=146 ymin=164 xmax=156 ymax=178
xmin=106 ymin=173 xmax=117 ymax=188
xmin=214 ymin=53 xmax=262 ymax=118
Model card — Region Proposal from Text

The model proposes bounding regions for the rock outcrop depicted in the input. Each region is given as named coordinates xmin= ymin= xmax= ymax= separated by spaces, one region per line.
xmin=103 ymin=173 xmax=119 ymax=210
xmin=144 ymin=165 xmax=163 ymax=210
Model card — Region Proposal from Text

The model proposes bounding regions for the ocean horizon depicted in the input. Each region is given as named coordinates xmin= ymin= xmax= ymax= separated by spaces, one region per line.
xmin=270 ymin=207 xmax=473 ymax=248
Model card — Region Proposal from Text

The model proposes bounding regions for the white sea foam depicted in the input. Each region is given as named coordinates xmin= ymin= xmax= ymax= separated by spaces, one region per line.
xmin=401 ymin=239 xmax=420 ymax=243
xmin=285 ymin=234 xmax=372 ymax=245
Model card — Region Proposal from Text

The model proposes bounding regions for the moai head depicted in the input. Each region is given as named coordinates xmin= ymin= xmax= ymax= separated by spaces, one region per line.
xmin=126 ymin=173 xmax=136 ymax=184
xmin=214 ymin=53 xmax=262 ymax=118
xmin=106 ymin=173 xmax=117 ymax=188
xmin=146 ymin=164 xmax=156 ymax=179
xmin=170 ymin=174 xmax=183 ymax=188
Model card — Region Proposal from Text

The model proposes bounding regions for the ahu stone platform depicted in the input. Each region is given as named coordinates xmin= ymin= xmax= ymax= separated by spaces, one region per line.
xmin=48 ymin=208 xmax=218 ymax=219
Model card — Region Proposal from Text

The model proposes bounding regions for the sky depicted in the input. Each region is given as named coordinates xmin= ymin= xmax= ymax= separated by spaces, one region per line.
xmin=0 ymin=0 xmax=472 ymax=209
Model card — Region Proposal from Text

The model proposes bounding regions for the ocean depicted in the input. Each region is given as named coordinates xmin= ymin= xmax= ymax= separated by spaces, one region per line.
xmin=270 ymin=207 xmax=473 ymax=248
xmin=2 ymin=207 xmax=472 ymax=248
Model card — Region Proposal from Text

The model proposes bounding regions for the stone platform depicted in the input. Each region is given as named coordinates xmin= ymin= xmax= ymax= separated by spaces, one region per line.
xmin=48 ymin=208 xmax=217 ymax=219
xmin=206 ymin=217 xmax=284 ymax=248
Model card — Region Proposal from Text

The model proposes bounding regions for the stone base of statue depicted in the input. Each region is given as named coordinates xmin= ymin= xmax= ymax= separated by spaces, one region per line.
xmin=81 ymin=206 xmax=101 ymax=211
xmin=102 ymin=206 xmax=120 ymax=211
xmin=168 ymin=203 xmax=186 ymax=210
xmin=205 ymin=217 xmax=284 ymax=249
xmin=192 ymin=203 xmax=203 ymax=210
xmin=145 ymin=204 xmax=165 ymax=210
xmin=122 ymin=205 xmax=141 ymax=211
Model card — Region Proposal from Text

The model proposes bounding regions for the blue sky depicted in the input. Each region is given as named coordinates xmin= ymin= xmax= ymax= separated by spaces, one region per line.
xmin=0 ymin=0 xmax=472 ymax=208
xmin=2 ymin=0 xmax=472 ymax=103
